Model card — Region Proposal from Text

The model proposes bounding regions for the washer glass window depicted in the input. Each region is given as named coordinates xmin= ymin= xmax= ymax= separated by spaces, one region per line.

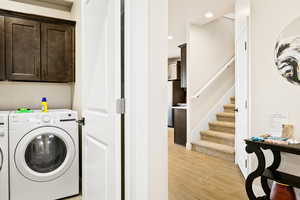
xmin=25 ymin=134 xmax=67 ymax=173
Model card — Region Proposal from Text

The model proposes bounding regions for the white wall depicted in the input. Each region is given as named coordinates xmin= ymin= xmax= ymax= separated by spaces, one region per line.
xmin=168 ymin=0 xmax=235 ymax=58
xmin=247 ymin=0 xmax=300 ymax=196
xmin=0 ymin=81 xmax=73 ymax=110
xmin=125 ymin=0 xmax=168 ymax=199
xmin=0 ymin=0 xmax=81 ymax=112
xmin=187 ymin=18 xmax=235 ymax=144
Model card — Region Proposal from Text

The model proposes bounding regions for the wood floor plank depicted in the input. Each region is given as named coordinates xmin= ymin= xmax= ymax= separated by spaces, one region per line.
xmin=168 ymin=128 xmax=247 ymax=200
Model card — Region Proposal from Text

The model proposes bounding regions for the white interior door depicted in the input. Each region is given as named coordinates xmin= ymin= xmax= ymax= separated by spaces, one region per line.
xmin=81 ymin=0 xmax=121 ymax=199
xmin=235 ymin=23 xmax=249 ymax=178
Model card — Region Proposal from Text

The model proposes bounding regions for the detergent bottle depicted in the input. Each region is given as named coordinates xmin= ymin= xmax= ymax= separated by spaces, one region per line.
xmin=41 ymin=97 xmax=48 ymax=112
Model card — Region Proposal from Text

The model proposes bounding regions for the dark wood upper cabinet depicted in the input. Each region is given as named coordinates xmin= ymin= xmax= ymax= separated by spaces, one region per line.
xmin=5 ymin=17 xmax=41 ymax=81
xmin=0 ymin=16 xmax=4 ymax=81
xmin=179 ymin=43 xmax=187 ymax=88
xmin=41 ymin=23 xmax=74 ymax=82
xmin=0 ymin=9 xmax=76 ymax=83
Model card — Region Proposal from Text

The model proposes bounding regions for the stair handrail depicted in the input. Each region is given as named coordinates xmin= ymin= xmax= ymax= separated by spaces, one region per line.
xmin=192 ymin=56 xmax=235 ymax=99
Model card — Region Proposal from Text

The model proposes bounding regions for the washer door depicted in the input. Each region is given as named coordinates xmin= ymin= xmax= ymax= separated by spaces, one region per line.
xmin=15 ymin=127 xmax=75 ymax=182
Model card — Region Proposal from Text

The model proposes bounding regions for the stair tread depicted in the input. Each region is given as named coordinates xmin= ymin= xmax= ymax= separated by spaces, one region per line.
xmin=200 ymin=130 xmax=235 ymax=140
xmin=224 ymin=104 xmax=235 ymax=108
xmin=209 ymin=121 xmax=235 ymax=128
xmin=192 ymin=140 xmax=235 ymax=154
xmin=217 ymin=112 xmax=235 ymax=117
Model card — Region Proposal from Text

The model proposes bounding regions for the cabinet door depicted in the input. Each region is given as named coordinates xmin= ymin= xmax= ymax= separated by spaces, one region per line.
xmin=174 ymin=109 xmax=187 ymax=146
xmin=0 ymin=16 xmax=4 ymax=81
xmin=6 ymin=17 xmax=41 ymax=81
xmin=41 ymin=23 xmax=74 ymax=82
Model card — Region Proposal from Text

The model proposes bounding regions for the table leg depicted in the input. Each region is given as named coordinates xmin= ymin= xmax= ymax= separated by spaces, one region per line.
xmin=245 ymin=143 xmax=267 ymax=200
xmin=269 ymin=150 xmax=281 ymax=171
xmin=261 ymin=149 xmax=281 ymax=198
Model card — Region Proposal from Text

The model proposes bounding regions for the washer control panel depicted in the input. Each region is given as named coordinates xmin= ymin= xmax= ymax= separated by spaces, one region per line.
xmin=9 ymin=110 xmax=77 ymax=127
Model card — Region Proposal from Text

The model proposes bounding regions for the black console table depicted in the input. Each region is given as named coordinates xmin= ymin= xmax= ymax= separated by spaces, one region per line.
xmin=245 ymin=139 xmax=300 ymax=200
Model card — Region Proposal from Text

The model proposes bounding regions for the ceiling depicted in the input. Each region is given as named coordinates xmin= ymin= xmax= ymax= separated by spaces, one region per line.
xmin=168 ymin=0 xmax=235 ymax=58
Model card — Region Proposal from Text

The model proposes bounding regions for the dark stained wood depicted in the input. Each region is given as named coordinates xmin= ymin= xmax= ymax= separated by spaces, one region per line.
xmin=178 ymin=43 xmax=187 ymax=88
xmin=5 ymin=17 xmax=41 ymax=81
xmin=245 ymin=139 xmax=300 ymax=155
xmin=172 ymin=80 xmax=186 ymax=106
xmin=0 ymin=8 xmax=75 ymax=25
xmin=41 ymin=23 xmax=74 ymax=82
xmin=0 ymin=16 xmax=4 ymax=80
xmin=173 ymin=108 xmax=187 ymax=146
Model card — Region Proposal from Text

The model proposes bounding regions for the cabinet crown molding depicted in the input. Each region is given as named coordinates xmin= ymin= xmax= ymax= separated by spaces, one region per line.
xmin=9 ymin=0 xmax=74 ymax=11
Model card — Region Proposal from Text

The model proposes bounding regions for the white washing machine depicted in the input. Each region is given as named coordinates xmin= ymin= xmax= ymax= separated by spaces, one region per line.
xmin=0 ymin=111 xmax=9 ymax=200
xmin=9 ymin=109 xmax=79 ymax=200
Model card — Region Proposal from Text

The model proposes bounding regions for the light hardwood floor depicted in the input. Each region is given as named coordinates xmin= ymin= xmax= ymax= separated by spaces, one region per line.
xmin=64 ymin=196 xmax=81 ymax=200
xmin=169 ymin=128 xmax=247 ymax=200
xmin=64 ymin=129 xmax=247 ymax=200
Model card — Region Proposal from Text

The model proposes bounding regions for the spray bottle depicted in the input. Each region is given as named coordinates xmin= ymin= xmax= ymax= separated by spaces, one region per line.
xmin=41 ymin=97 xmax=48 ymax=112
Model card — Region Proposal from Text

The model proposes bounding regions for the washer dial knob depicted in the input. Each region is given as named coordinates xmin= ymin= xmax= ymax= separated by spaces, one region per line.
xmin=42 ymin=115 xmax=51 ymax=123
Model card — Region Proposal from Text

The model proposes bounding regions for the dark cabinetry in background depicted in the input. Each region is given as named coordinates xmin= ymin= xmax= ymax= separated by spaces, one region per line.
xmin=174 ymin=108 xmax=187 ymax=146
xmin=179 ymin=43 xmax=187 ymax=88
xmin=172 ymin=80 xmax=186 ymax=105
xmin=0 ymin=16 xmax=4 ymax=81
xmin=0 ymin=9 xmax=75 ymax=83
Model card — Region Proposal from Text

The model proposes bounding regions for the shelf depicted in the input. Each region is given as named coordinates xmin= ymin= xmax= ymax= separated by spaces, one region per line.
xmin=257 ymin=196 xmax=268 ymax=200
xmin=245 ymin=139 xmax=300 ymax=155
xmin=263 ymin=169 xmax=300 ymax=188
xmin=10 ymin=0 xmax=74 ymax=11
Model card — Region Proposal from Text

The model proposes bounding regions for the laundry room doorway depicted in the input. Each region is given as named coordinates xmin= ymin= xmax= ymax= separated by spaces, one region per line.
xmin=80 ymin=0 xmax=124 ymax=199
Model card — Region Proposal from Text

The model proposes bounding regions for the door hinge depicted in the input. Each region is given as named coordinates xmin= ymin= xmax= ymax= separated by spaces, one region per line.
xmin=116 ymin=98 xmax=126 ymax=114
xmin=77 ymin=117 xmax=85 ymax=126
xmin=245 ymin=100 xmax=248 ymax=109
xmin=245 ymin=159 xmax=248 ymax=169
xmin=245 ymin=41 xmax=247 ymax=51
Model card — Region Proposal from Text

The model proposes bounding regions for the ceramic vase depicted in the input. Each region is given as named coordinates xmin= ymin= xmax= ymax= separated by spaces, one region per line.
xmin=270 ymin=182 xmax=296 ymax=200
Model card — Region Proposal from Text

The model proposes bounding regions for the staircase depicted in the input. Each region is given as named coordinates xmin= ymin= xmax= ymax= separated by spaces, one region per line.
xmin=192 ymin=97 xmax=235 ymax=161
